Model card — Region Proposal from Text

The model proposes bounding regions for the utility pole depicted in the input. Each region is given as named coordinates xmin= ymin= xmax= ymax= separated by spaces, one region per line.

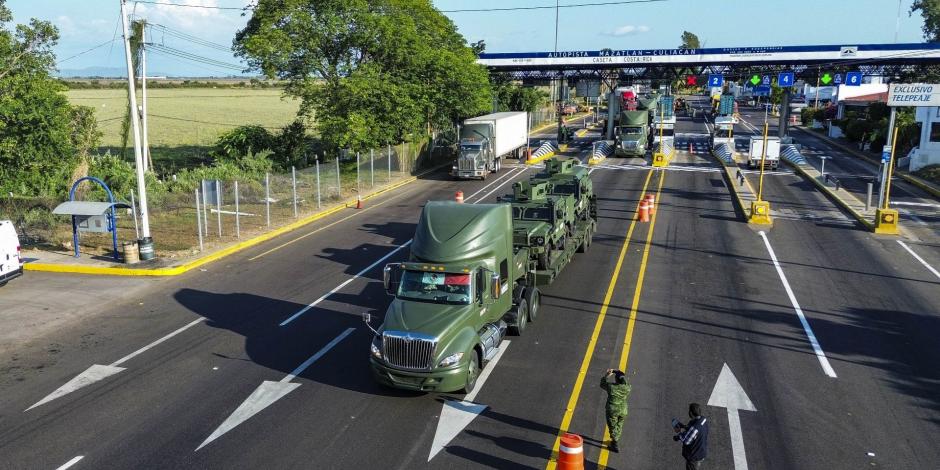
xmin=120 ymin=0 xmax=151 ymax=243
xmin=140 ymin=21 xmax=151 ymax=172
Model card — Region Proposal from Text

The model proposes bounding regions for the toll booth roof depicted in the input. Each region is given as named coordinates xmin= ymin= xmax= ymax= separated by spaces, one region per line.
xmin=52 ymin=201 xmax=130 ymax=216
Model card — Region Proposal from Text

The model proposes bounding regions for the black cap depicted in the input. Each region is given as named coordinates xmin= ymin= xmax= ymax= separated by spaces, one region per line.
xmin=689 ymin=403 xmax=702 ymax=418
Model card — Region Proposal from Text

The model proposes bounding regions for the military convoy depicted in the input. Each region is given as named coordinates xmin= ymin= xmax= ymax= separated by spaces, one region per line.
xmin=366 ymin=157 xmax=595 ymax=393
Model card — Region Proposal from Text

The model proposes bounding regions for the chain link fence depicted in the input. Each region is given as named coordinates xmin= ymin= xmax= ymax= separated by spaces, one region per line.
xmin=0 ymin=138 xmax=454 ymax=261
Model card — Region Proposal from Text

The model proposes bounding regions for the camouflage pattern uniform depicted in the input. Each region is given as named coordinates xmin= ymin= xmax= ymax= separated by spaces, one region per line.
xmin=600 ymin=374 xmax=631 ymax=443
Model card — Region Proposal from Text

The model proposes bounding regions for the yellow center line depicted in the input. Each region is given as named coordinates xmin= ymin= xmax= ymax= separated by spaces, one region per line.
xmin=545 ymin=168 xmax=655 ymax=470
xmin=247 ymin=186 xmax=414 ymax=261
xmin=597 ymin=169 xmax=667 ymax=470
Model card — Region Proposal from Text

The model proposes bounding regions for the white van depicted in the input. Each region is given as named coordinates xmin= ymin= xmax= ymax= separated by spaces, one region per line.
xmin=0 ymin=220 xmax=23 ymax=286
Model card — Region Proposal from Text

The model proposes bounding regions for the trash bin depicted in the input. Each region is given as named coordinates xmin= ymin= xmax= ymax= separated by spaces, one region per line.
xmin=138 ymin=237 xmax=155 ymax=261
xmin=123 ymin=241 xmax=139 ymax=264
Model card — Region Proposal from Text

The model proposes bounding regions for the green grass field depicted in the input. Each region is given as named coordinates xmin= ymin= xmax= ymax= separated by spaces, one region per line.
xmin=66 ymin=88 xmax=301 ymax=172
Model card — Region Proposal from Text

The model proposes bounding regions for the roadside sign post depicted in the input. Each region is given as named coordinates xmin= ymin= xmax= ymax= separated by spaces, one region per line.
xmin=292 ymin=166 xmax=298 ymax=218
xmin=315 ymin=161 xmax=321 ymax=209
xmin=819 ymin=156 xmax=830 ymax=178
xmin=234 ymin=181 xmax=240 ymax=239
xmin=265 ymin=173 xmax=271 ymax=226
xmin=195 ymin=188 xmax=203 ymax=251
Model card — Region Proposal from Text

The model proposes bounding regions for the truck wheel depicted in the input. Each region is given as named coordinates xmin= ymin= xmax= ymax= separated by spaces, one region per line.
xmin=462 ymin=352 xmax=480 ymax=394
xmin=509 ymin=298 xmax=528 ymax=336
xmin=525 ymin=287 xmax=540 ymax=322
xmin=578 ymin=227 xmax=592 ymax=253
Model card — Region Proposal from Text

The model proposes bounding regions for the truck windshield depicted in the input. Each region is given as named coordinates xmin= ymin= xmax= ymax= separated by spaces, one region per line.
xmin=512 ymin=206 xmax=553 ymax=221
xmin=622 ymin=127 xmax=644 ymax=134
xmin=460 ymin=143 xmax=482 ymax=152
xmin=397 ymin=270 xmax=472 ymax=305
xmin=551 ymin=183 xmax=579 ymax=197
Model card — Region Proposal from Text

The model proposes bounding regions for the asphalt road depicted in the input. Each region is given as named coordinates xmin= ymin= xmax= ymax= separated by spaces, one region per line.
xmin=2 ymin=110 xmax=939 ymax=470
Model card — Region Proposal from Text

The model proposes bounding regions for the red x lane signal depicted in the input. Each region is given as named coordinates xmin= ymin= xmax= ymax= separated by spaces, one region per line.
xmin=686 ymin=75 xmax=697 ymax=86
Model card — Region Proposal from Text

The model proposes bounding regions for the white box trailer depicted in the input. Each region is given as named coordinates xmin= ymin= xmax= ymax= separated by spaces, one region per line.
xmin=748 ymin=136 xmax=781 ymax=169
xmin=455 ymin=112 xmax=528 ymax=179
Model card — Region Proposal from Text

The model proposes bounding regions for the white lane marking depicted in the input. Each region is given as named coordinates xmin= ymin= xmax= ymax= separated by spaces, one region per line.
xmin=465 ymin=167 xmax=525 ymax=203
xmin=707 ymin=364 xmax=756 ymax=470
xmin=428 ymin=341 xmax=510 ymax=461
xmin=196 ymin=328 xmax=355 ymax=451
xmin=475 ymin=169 xmax=526 ymax=202
xmin=758 ymin=231 xmax=838 ymax=378
xmin=282 ymin=328 xmax=355 ymax=382
xmin=26 ymin=318 xmax=206 ymax=411
xmin=897 ymin=240 xmax=940 ymax=280
xmin=890 ymin=201 xmax=940 ymax=209
xmin=112 ymin=318 xmax=207 ymax=366
xmin=901 ymin=210 xmax=929 ymax=226
xmin=280 ymin=242 xmax=412 ymax=326
xmin=56 ymin=456 xmax=84 ymax=470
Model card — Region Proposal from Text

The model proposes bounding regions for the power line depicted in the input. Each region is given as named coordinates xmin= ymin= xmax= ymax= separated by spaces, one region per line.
xmin=148 ymin=113 xmax=284 ymax=129
xmin=133 ymin=0 xmax=246 ymax=10
xmin=148 ymin=23 xmax=232 ymax=52
xmin=146 ymin=43 xmax=245 ymax=71
xmin=57 ymin=39 xmax=119 ymax=65
xmin=440 ymin=0 xmax=667 ymax=13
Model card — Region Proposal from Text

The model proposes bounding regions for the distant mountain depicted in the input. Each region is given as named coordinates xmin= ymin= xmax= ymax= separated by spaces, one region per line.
xmin=56 ymin=66 xmax=133 ymax=78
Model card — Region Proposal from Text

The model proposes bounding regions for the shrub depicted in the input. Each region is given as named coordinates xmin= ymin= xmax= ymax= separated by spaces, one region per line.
xmin=215 ymin=125 xmax=276 ymax=162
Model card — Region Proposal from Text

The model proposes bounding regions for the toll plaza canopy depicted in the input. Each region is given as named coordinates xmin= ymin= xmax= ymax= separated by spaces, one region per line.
xmin=477 ymin=42 xmax=940 ymax=79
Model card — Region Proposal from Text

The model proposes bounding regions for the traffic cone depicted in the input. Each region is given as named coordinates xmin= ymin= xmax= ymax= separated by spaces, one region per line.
xmin=355 ymin=195 xmax=363 ymax=209
xmin=455 ymin=190 xmax=464 ymax=203
xmin=638 ymin=198 xmax=650 ymax=222
xmin=526 ymin=147 xmax=533 ymax=163
xmin=646 ymin=194 xmax=656 ymax=216
xmin=557 ymin=433 xmax=584 ymax=470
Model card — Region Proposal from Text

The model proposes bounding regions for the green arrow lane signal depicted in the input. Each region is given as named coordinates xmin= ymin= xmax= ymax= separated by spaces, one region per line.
xmin=820 ymin=73 xmax=833 ymax=85
xmin=750 ymin=75 xmax=760 ymax=86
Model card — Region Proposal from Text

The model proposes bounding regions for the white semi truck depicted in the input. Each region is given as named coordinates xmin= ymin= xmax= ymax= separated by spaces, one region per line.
xmin=454 ymin=112 xmax=528 ymax=179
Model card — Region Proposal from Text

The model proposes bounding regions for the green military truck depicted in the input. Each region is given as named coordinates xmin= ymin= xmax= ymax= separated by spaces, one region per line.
xmin=615 ymin=110 xmax=650 ymax=157
xmin=367 ymin=202 xmax=541 ymax=393
xmin=366 ymin=163 xmax=597 ymax=393
xmin=500 ymin=180 xmax=580 ymax=274
xmin=532 ymin=157 xmax=598 ymax=223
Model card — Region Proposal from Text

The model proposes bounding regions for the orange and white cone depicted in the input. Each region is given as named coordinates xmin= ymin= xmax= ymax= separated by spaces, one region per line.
xmin=355 ymin=195 xmax=363 ymax=209
xmin=646 ymin=193 xmax=656 ymax=216
xmin=455 ymin=190 xmax=464 ymax=203
xmin=638 ymin=198 xmax=650 ymax=223
xmin=557 ymin=433 xmax=584 ymax=470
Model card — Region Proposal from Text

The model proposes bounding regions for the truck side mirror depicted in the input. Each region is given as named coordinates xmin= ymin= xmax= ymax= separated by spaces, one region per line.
xmin=490 ymin=273 xmax=501 ymax=300
xmin=383 ymin=263 xmax=402 ymax=295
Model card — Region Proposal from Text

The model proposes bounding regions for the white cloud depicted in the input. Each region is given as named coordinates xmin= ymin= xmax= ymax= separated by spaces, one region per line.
xmin=134 ymin=0 xmax=242 ymax=31
xmin=606 ymin=25 xmax=651 ymax=37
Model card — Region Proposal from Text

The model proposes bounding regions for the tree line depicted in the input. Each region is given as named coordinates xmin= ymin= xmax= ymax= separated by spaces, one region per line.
xmin=0 ymin=0 xmax=544 ymax=199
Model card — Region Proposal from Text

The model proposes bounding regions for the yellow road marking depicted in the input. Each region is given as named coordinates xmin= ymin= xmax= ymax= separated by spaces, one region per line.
xmin=597 ymin=169 xmax=667 ymax=469
xmin=248 ymin=186 xmax=413 ymax=261
xmin=545 ymin=168 xmax=655 ymax=470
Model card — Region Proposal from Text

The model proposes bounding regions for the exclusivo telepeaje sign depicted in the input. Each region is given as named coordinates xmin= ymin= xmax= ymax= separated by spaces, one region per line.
xmin=887 ymin=83 xmax=940 ymax=106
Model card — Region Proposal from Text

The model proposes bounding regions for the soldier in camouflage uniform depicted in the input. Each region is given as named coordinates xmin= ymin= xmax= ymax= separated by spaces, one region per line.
xmin=600 ymin=369 xmax=631 ymax=453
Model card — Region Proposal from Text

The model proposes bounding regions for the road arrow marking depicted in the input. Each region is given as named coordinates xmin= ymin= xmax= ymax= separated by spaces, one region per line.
xmin=707 ymin=364 xmax=756 ymax=470
xmin=26 ymin=318 xmax=205 ymax=411
xmin=196 ymin=328 xmax=354 ymax=451
xmin=428 ymin=341 xmax=510 ymax=461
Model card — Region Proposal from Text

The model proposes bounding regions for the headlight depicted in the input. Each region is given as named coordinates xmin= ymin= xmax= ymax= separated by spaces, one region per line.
xmin=370 ymin=337 xmax=382 ymax=359
xmin=536 ymin=236 xmax=545 ymax=246
xmin=438 ymin=351 xmax=464 ymax=368
xmin=452 ymin=165 xmax=458 ymax=170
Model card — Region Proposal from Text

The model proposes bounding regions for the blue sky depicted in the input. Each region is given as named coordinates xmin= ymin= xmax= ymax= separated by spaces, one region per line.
xmin=6 ymin=0 xmax=930 ymax=76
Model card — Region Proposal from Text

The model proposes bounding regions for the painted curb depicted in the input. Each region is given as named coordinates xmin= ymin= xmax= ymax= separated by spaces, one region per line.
xmin=526 ymin=152 xmax=556 ymax=165
xmin=24 ymin=174 xmax=421 ymax=277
